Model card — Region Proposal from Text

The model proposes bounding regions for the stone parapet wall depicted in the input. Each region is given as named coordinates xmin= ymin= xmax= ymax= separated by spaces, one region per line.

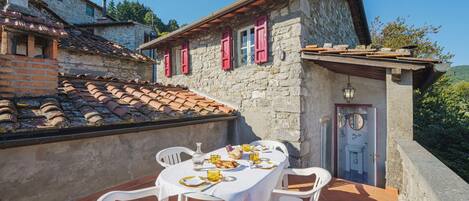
xmin=0 ymin=121 xmax=229 ymax=201
xmin=396 ymin=139 xmax=469 ymax=201
xmin=58 ymin=50 xmax=152 ymax=81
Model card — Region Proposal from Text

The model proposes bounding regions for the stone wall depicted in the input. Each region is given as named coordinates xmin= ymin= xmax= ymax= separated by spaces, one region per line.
xmin=301 ymin=0 xmax=359 ymax=47
xmin=58 ymin=50 xmax=152 ymax=81
xmin=153 ymin=0 xmax=359 ymax=166
xmin=42 ymin=0 xmax=104 ymax=24
xmin=0 ymin=121 xmax=229 ymax=201
xmin=396 ymin=139 xmax=469 ymax=201
xmin=93 ymin=23 xmax=154 ymax=51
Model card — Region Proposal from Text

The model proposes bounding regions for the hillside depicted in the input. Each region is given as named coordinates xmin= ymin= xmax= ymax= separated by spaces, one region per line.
xmin=447 ymin=65 xmax=469 ymax=82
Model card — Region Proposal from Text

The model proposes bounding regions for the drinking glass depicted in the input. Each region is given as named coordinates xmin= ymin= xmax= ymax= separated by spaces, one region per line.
xmin=207 ymin=169 xmax=221 ymax=182
xmin=249 ymin=151 xmax=260 ymax=163
xmin=210 ymin=154 xmax=221 ymax=164
xmin=242 ymin=144 xmax=251 ymax=152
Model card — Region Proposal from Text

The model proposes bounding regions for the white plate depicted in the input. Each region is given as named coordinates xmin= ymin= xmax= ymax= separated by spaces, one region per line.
xmin=180 ymin=176 xmax=205 ymax=186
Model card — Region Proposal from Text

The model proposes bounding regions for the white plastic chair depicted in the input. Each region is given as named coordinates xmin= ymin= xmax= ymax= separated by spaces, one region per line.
xmin=156 ymin=146 xmax=195 ymax=168
xmin=271 ymin=167 xmax=332 ymax=201
xmin=97 ymin=186 xmax=158 ymax=201
xmin=250 ymin=140 xmax=289 ymax=157
xmin=180 ymin=192 xmax=223 ymax=201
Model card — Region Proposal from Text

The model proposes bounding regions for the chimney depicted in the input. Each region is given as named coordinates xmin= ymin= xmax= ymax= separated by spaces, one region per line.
xmin=102 ymin=0 xmax=107 ymax=17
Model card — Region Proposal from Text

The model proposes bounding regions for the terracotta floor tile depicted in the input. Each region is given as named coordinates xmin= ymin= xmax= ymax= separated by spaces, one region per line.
xmin=78 ymin=175 xmax=397 ymax=201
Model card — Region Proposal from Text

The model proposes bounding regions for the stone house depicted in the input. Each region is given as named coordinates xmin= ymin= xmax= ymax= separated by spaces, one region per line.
xmin=139 ymin=0 xmax=449 ymax=190
xmin=0 ymin=0 xmax=156 ymax=81
xmin=42 ymin=0 xmax=156 ymax=54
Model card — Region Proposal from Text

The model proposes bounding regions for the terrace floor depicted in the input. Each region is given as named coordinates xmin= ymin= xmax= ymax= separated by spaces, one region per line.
xmin=78 ymin=174 xmax=398 ymax=201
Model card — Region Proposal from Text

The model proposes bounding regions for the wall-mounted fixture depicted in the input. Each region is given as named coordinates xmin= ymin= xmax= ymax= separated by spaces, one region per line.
xmin=343 ymin=75 xmax=356 ymax=103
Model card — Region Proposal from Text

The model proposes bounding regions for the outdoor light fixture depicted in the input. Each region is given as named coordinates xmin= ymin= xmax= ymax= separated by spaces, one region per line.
xmin=343 ymin=75 xmax=355 ymax=103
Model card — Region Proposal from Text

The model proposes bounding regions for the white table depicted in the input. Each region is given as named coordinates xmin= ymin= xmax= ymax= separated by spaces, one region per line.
xmin=155 ymin=147 xmax=289 ymax=201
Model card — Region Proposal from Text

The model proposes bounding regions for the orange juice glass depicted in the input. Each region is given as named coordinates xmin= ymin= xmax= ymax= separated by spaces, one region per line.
xmin=210 ymin=154 xmax=221 ymax=164
xmin=242 ymin=144 xmax=251 ymax=152
xmin=207 ymin=169 xmax=221 ymax=182
xmin=249 ymin=151 xmax=260 ymax=163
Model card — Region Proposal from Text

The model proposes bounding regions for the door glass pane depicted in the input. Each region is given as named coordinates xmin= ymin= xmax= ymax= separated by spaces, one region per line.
xmin=337 ymin=106 xmax=375 ymax=185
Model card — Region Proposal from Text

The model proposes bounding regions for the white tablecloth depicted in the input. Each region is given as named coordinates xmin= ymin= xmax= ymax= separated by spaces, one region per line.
xmin=155 ymin=147 xmax=289 ymax=201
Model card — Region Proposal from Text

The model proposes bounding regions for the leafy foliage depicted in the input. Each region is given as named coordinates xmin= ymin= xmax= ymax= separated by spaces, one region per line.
xmin=447 ymin=65 xmax=469 ymax=83
xmin=372 ymin=17 xmax=468 ymax=181
xmin=414 ymin=75 xmax=469 ymax=182
xmin=371 ymin=17 xmax=454 ymax=62
xmin=107 ymin=0 xmax=180 ymax=36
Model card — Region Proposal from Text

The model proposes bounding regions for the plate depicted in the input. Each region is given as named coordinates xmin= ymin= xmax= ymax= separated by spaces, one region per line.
xmin=179 ymin=176 xmax=206 ymax=187
xmin=255 ymin=161 xmax=277 ymax=169
xmin=214 ymin=160 xmax=241 ymax=171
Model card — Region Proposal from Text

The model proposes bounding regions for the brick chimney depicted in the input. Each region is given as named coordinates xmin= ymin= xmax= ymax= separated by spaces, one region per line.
xmin=0 ymin=1 xmax=63 ymax=98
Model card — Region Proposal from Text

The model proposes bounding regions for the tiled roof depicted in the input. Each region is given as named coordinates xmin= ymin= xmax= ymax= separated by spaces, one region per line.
xmin=0 ymin=10 xmax=67 ymax=37
xmin=301 ymin=44 xmax=441 ymax=63
xmin=59 ymin=28 xmax=154 ymax=63
xmin=0 ymin=74 xmax=234 ymax=134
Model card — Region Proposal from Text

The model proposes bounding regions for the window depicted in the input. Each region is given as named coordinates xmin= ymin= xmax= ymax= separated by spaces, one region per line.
xmin=171 ymin=46 xmax=182 ymax=76
xmin=34 ymin=36 xmax=49 ymax=58
xmin=85 ymin=4 xmax=94 ymax=17
xmin=237 ymin=26 xmax=255 ymax=66
xmin=10 ymin=33 xmax=28 ymax=56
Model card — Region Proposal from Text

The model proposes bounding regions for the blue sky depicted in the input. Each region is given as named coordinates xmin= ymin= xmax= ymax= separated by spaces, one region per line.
xmin=97 ymin=0 xmax=468 ymax=66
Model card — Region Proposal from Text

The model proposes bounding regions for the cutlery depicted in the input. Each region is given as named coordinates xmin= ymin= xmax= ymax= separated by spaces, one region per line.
xmin=201 ymin=180 xmax=222 ymax=192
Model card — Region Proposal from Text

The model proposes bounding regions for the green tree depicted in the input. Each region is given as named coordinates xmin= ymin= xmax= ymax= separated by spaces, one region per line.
xmin=371 ymin=17 xmax=453 ymax=62
xmin=372 ymin=17 xmax=468 ymax=181
xmin=107 ymin=0 xmax=180 ymax=36
xmin=166 ymin=19 xmax=180 ymax=32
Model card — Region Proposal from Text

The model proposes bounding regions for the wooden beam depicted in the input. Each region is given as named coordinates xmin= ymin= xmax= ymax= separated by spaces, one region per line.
xmin=50 ymin=39 xmax=58 ymax=60
xmin=302 ymin=52 xmax=427 ymax=70
xmin=27 ymin=34 xmax=35 ymax=57
xmin=1 ymin=28 xmax=8 ymax=55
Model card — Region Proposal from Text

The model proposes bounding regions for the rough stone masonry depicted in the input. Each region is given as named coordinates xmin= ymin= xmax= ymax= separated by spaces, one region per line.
xmin=154 ymin=0 xmax=359 ymax=166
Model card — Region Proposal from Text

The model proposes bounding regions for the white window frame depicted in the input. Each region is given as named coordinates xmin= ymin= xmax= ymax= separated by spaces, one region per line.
xmin=237 ymin=25 xmax=255 ymax=66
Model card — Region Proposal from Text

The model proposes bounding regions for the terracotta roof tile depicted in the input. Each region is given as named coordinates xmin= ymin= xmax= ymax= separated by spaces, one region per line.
xmin=301 ymin=44 xmax=441 ymax=63
xmin=1 ymin=74 xmax=235 ymax=133
xmin=60 ymin=28 xmax=153 ymax=63
xmin=0 ymin=11 xmax=67 ymax=37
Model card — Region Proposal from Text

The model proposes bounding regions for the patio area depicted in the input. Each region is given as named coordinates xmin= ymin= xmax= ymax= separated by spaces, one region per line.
xmin=78 ymin=174 xmax=398 ymax=201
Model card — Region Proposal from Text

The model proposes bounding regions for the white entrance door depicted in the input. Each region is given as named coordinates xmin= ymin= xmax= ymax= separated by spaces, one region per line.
xmin=336 ymin=106 xmax=378 ymax=186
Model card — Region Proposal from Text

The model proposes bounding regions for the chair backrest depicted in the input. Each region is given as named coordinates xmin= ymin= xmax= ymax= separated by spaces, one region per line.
xmin=182 ymin=192 xmax=224 ymax=201
xmin=250 ymin=140 xmax=289 ymax=157
xmin=291 ymin=167 xmax=332 ymax=201
xmin=97 ymin=186 xmax=158 ymax=201
xmin=156 ymin=146 xmax=195 ymax=168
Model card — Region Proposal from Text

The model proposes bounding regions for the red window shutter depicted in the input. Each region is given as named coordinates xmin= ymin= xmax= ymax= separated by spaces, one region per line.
xmin=254 ymin=15 xmax=268 ymax=64
xmin=221 ymin=28 xmax=232 ymax=71
xmin=181 ymin=42 xmax=190 ymax=74
xmin=164 ymin=49 xmax=171 ymax=77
